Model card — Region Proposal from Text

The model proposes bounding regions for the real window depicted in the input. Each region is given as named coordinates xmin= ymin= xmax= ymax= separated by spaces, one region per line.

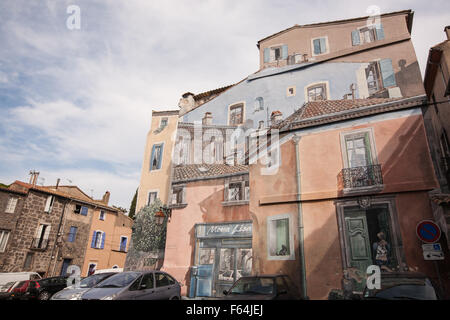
xmin=312 ymin=37 xmax=328 ymax=55
xmin=91 ymin=231 xmax=105 ymax=249
xmin=68 ymin=226 xmax=78 ymax=243
xmin=74 ymin=204 xmax=88 ymax=216
xmin=150 ymin=143 xmax=164 ymax=171
xmin=0 ymin=230 xmax=10 ymax=252
xmin=119 ymin=236 xmax=128 ymax=252
xmin=148 ymin=191 xmax=158 ymax=206
xmin=99 ymin=210 xmax=105 ymax=221
xmin=306 ymin=83 xmax=327 ymax=102
xmin=5 ymin=198 xmax=18 ymax=213
xmin=229 ymin=103 xmax=244 ymax=126
xmin=33 ymin=224 xmax=51 ymax=249
xmin=44 ymin=195 xmax=54 ymax=213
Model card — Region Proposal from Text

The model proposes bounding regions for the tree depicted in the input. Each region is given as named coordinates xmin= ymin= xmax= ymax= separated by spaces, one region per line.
xmin=128 ymin=188 xmax=138 ymax=220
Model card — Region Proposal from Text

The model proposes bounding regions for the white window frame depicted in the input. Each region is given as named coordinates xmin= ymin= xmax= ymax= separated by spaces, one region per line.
xmin=99 ymin=210 xmax=106 ymax=221
xmin=0 ymin=230 xmax=10 ymax=253
xmin=119 ymin=236 xmax=128 ymax=252
xmin=339 ymin=127 xmax=378 ymax=169
xmin=44 ymin=195 xmax=55 ymax=213
xmin=5 ymin=197 xmax=18 ymax=213
xmin=147 ymin=190 xmax=159 ymax=206
xmin=150 ymin=141 xmax=164 ymax=172
xmin=311 ymin=36 xmax=330 ymax=56
xmin=357 ymin=25 xmax=378 ymax=44
xmin=304 ymin=81 xmax=330 ymax=102
xmin=267 ymin=213 xmax=295 ymax=261
xmin=171 ymin=185 xmax=185 ymax=206
xmin=93 ymin=230 xmax=104 ymax=249
xmin=227 ymin=101 xmax=246 ymax=126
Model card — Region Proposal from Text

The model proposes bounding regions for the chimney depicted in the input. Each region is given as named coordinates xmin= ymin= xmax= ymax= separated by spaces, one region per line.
xmin=445 ymin=26 xmax=450 ymax=40
xmin=29 ymin=170 xmax=40 ymax=186
xmin=102 ymin=191 xmax=110 ymax=205
xmin=56 ymin=178 xmax=60 ymax=189
xmin=270 ymin=111 xmax=283 ymax=125
xmin=258 ymin=120 xmax=265 ymax=129
xmin=202 ymin=112 xmax=212 ymax=125
xmin=178 ymin=92 xmax=196 ymax=116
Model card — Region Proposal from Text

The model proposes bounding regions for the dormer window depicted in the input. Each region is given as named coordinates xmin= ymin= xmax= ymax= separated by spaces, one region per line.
xmin=352 ymin=24 xmax=385 ymax=46
xmin=263 ymin=45 xmax=288 ymax=63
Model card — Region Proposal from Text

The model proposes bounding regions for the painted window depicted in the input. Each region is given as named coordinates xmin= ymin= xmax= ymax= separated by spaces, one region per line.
xmin=287 ymin=86 xmax=296 ymax=97
xmin=175 ymin=136 xmax=190 ymax=165
xmin=352 ymin=24 xmax=385 ymax=46
xmin=68 ymin=226 xmax=78 ymax=242
xmin=119 ymin=236 xmax=128 ymax=252
xmin=0 ymin=230 xmax=10 ymax=252
xmin=229 ymin=103 xmax=244 ymax=125
xmin=91 ymin=231 xmax=105 ymax=249
xmin=148 ymin=191 xmax=158 ymax=206
xmin=263 ymin=45 xmax=288 ymax=63
xmin=23 ymin=252 xmax=34 ymax=269
xmin=254 ymin=97 xmax=264 ymax=112
xmin=99 ymin=210 xmax=105 ymax=221
xmin=5 ymin=198 xmax=18 ymax=213
xmin=342 ymin=130 xmax=376 ymax=169
xmin=171 ymin=186 xmax=184 ymax=205
xmin=150 ymin=143 xmax=164 ymax=170
xmin=267 ymin=214 xmax=294 ymax=260
xmin=307 ymin=83 xmax=327 ymax=101
xmin=44 ymin=195 xmax=54 ymax=213
xmin=160 ymin=117 xmax=168 ymax=127
xmin=312 ymin=37 xmax=328 ymax=55
xmin=224 ymin=178 xmax=249 ymax=203
xmin=228 ymin=182 xmax=242 ymax=201
xmin=365 ymin=59 xmax=397 ymax=94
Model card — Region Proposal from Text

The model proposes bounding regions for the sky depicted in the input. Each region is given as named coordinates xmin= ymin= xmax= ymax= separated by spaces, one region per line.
xmin=0 ymin=0 xmax=449 ymax=210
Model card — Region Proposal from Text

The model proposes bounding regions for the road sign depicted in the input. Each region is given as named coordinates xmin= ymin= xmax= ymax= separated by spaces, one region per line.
xmin=416 ymin=220 xmax=441 ymax=243
xmin=422 ymin=243 xmax=442 ymax=251
xmin=423 ymin=250 xmax=444 ymax=260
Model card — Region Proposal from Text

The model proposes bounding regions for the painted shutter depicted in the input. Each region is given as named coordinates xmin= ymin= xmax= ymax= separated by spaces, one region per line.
xmin=101 ymin=232 xmax=105 ymax=249
xmin=363 ymin=133 xmax=373 ymax=166
xmin=379 ymin=58 xmax=396 ymax=88
xmin=150 ymin=144 xmax=156 ymax=171
xmin=263 ymin=48 xmax=270 ymax=63
xmin=224 ymin=182 xmax=229 ymax=202
xmin=80 ymin=206 xmax=88 ymax=216
xmin=351 ymin=30 xmax=360 ymax=46
xmin=281 ymin=45 xmax=288 ymax=59
xmin=44 ymin=196 xmax=53 ymax=212
xmin=313 ymin=39 xmax=321 ymax=55
xmin=319 ymin=38 xmax=327 ymax=53
xmin=375 ymin=24 xmax=385 ymax=40
xmin=157 ymin=144 xmax=164 ymax=169
xmin=90 ymin=231 xmax=96 ymax=248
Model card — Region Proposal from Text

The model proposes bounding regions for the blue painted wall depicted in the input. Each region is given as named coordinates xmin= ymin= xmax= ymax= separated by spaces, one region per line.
xmin=183 ymin=62 xmax=364 ymax=127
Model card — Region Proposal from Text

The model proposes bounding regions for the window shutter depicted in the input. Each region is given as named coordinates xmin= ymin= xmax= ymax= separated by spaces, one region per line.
xmin=319 ymin=38 xmax=327 ymax=53
xmin=313 ymin=39 xmax=321 ymax=55
xmin=90 ymin=231 xmax=96 ymax=248
xmin=379 ymin=58 xmax=396 ymax=88
xmin=150 ymin=145 xmax=156 ymax=171
xmin=281 ymin=45 xmax=288 ymax=59
xmin=375 ymin=24 xmax=385 ymax=40
xmin=157 ymin=144 xmax=164 ymax=170
xmin=44 ymin=196 xmax=53 ymax=212
xmin=263 ymin=48 xmax=270 ymax=63
xmin=36 ymin=225 xmax=44 ymax=238
xmin=224 ymin=182 xmax=229 ymax=201
xmin=43 ymin=225 xmax=51 ymax=240
xmin=351 ymin=30 xmax=360 ymax=46
xmin=101 ymin=233 xmax=105 ymax=249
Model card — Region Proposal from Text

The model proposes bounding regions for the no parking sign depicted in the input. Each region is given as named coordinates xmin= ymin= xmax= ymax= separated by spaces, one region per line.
xmin=416 ymin=220 xmax=441 ymax=243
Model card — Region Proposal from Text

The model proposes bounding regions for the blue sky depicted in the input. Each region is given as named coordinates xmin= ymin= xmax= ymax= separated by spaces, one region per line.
xmin=0 ymin=0 xmax=449 ymax=209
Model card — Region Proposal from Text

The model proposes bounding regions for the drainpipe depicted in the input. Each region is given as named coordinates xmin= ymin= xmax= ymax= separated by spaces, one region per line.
xmin=47 ymin=199 xmax=68 ymax=277
xmin=293 ymin=134 xmax=308 ymax=299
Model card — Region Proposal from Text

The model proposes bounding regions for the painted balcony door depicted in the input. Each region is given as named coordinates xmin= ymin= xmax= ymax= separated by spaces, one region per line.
xmin=344 ymin=210 xmax=373 ymax=292
xmin=345 ymin=134 xmax=372 ymax=168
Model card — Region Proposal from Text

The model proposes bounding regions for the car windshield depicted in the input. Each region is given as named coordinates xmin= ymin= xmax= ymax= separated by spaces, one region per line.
xmin=366 ymin=278 xmax=438 ymax=300
xmin=229 ymin=277 xmax=275 ymax=295
xmin=79 ymin=273 xmax=114 ymax=288
xmin=96 ymin=272 xmax=140 ymax=288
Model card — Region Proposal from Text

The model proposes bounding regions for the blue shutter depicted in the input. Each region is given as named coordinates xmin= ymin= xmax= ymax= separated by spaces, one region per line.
xmin=351 ymin=30 xmax=360 ymax=46
xmin=81 ymin=206 xmax=88 ymax=216
xmin=150 ymin=145 xmax=156 ymax=171
xmin=375 ymin=24 xmax=385 ymax=40
xmin=90 ymin=231 xmax=96 ymax=248
xmin=380 ymin=58 xmax=396 ymax=88
xmin=313 ymin=39 xmax=321 ymax=55
xmin=263 ymin=48 xmax=270 ymax=63
xmin=101 ymin=233 xmax=105 ymax=249
xmin=319 ymin=38 xmax=327 ymax=53
xmin=157 ymin=144 xmax=164 ymax=170
xmin=281 ymin=45 xmax=288 ymax=59
xmin=123 ymin=238 xmax=127 ymax=250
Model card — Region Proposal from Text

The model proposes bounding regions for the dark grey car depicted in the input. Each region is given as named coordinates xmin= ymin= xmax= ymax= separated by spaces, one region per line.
xmin=81 ymin=271 xmax=181 ymax=300
xmin=51 ymin=272 xmax=117 ymax=300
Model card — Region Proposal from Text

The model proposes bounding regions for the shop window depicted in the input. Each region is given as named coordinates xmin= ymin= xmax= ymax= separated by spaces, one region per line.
xmin=218 ymin=248 xmax=236 ymax=281
xmin=267 ymin=214 xmax=294 ymax=260
xmin=5 ymin=197 xmax=18 ymax=214
xmin=229 ymin=103 xmax=244 ymax=126
xmin=236 ymin=249 xmax=252 ymax=278
xmin=199 ymin=248 xmax=215 ymax=265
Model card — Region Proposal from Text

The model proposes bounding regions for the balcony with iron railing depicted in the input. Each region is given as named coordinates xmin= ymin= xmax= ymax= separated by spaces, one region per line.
xmin=30 ymin=238 xmax=49 ymax=250
xmin=341 ymin=164 xmax=384 ymax=194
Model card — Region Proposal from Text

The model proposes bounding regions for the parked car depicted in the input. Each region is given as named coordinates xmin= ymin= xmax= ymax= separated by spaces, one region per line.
xmin=0 ymin=272 xmax=41 ymax=288
xmin=0 ymin=281 xmax=19 ymax=300
xmin=9 ymin=280 xmax=40 ymax=300
xmin=33 ymin=276 xmax=71 ymax=300
xmin=81 ymin=270 xmax=181 ymax=300
xmin=222 ymin=275 xmax=302 ymax=300
xmin=51 ymin=272 xmax=118 ymax=300
xmin=362 ymin=272 xmax=439 ymax=300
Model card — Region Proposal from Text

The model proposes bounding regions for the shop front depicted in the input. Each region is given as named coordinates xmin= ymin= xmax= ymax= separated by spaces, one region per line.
xmin=190 ymin=221 xmax=253 ymax=298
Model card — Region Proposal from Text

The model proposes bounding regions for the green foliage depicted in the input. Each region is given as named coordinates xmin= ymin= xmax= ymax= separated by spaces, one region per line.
xmin=128 ymin=188 xmax=138 ymax=220
xmin=131 ymin=199 xmax=167 ymax=252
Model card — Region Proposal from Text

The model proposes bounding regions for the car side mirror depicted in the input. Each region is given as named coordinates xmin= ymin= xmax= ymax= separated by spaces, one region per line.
xmin=278 ymin=290 xmax=288 ymax=295
xmin=223 ymin=290 xmax=228 ymax=296
xmin=140 ymin=284 xmax=147 ymax=290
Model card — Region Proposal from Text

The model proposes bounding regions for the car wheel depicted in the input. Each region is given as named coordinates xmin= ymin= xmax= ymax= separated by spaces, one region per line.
xmin=38 ymin=291 xmax=50 ymax=300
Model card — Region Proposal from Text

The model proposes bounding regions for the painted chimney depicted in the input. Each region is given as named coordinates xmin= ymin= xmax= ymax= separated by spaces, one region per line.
xmin=178 ymin=92 xmax=196 ymax=116
xmin=445 ymin=26 xmax=450 ymax=40
xmin=102 ymin=191 xmax=110 ymax=205
xmin=258 ymin=120 xmax=265 ymax=129
xmin=202 ymin=112 xmax=213 ymax=126
xmin=270 ymin=111 xmax=283 ymax=125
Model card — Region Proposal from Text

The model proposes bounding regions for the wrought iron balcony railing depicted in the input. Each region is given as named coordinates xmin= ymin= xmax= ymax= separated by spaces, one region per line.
xmin=342 ymin=164 xmax=383 ymax=189
xmin=31 ymin=238 xmax=49 ymax=250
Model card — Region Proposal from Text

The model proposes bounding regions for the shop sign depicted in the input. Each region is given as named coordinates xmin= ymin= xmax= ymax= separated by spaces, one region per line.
xmin=196 ymin=222 xmax=252 ymax=238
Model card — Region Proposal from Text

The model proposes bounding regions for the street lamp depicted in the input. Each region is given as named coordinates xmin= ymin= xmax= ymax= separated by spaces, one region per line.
xmin=155 ymin=206 xmax=172 ymax=225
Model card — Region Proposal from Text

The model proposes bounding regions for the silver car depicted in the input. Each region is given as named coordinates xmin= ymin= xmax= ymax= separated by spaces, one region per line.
xmin=51 ymin=272 xmax=117 ymax=300
xmin=81 ymin=271 xmax=181 ymax=300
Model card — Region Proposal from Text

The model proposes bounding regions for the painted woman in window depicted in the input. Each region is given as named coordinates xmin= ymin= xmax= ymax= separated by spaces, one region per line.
xmin=372 ymin=231 xmax=392 ymax=272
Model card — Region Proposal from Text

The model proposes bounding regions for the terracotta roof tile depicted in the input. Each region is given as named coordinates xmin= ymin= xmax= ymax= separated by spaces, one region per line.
xmin=173 ymin=164 xmax=248 ymax=183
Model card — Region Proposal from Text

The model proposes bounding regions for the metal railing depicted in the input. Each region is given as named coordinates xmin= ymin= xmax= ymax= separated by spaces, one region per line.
xmin=342 ymin=164 xmax=383 ymax=189
xmin=31 ymin=238 xmax=49 ymax=250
